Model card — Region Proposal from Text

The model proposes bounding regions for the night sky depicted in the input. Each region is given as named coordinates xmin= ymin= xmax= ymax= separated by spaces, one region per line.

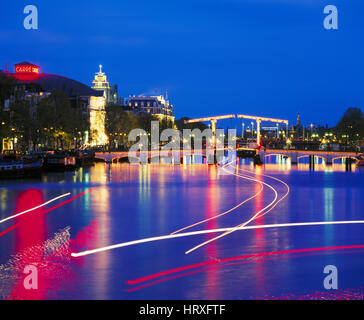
xmin=1 ymin=0 xmax=364 ymax=126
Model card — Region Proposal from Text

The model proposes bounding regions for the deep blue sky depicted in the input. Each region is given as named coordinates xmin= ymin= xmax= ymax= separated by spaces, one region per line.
xmin=1 ymin=0 xmax=364 ymax=126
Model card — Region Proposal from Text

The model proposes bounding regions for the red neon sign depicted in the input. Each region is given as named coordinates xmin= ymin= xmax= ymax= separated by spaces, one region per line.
xmin=15 ymin=65 xmax=39 ymax=74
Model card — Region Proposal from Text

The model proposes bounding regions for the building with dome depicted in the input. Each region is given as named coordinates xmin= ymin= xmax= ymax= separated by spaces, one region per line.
xmin=1 ymin=61 xmax=108 ymax=146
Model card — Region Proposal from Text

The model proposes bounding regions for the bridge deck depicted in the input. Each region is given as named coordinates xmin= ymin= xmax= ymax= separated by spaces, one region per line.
xmin=258 ymin=149 xmax=359 ymax=164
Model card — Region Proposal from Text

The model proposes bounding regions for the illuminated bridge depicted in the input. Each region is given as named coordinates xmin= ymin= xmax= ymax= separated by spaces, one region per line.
xmin=95 ymin=149 xmax=235 ymax=164
xmin=258 ymin=149 xmax=359 ymax=166
xmin=96 ymin=113 xmax=360 ymax=168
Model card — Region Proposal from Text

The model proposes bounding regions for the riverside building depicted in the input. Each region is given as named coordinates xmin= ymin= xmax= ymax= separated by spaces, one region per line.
xmin=1 ymin=61 xmax=108 ymax=147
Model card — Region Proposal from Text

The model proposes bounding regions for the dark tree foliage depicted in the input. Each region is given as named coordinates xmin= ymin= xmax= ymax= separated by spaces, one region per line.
xmin=37 ymin=90 xmax=86 ymax=150
xmin=1 ymin=86 xmax=86 ymax=151
xmin=0 ymin=73 xmax=18 ymax=107
xmin=335 ymin=107 xmax=364 ymax=145
xmin=175 ymin=117 xmax=208 ymax=131
xmin=105 ymin=103 xmax=175 ymax=149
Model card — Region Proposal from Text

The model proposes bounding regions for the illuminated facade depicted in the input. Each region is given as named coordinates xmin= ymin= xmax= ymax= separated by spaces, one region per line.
xmin=1 ymin=61 xmax=108 ymax=147
xmin=127 ymin=94 xmax=174 ymax=122
xmin=91 ymin=65 xmax=118 ymax=105
xmin=89 ymin=96 xmax=108 ymax=145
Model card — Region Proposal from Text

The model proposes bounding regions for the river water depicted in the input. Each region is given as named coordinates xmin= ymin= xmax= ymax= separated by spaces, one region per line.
xmin=0 ymin=160 xmax=363 ymax=299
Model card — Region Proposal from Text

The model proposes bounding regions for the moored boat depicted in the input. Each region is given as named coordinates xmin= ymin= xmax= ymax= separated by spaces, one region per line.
xmin=0 ymin=150 xmax=43 ymax=179
xmin=44 ymin=152 xmax=77 ymax=171
xmin=74 ymin=150 xmax=95 ymax=167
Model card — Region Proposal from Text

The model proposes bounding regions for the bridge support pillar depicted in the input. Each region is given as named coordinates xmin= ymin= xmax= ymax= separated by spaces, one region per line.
xmin=309 ymin=155 xmax=315 ymax=170
xmin=345 ymin=157 xmax=352 ymax=171
xmin=291 ymin=155 xmax=297 ymax=165
xmin=253 ymin=154 xmax=263 ymax=165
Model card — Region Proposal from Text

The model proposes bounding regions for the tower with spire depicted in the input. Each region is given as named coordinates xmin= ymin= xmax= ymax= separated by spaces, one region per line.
xmin=91 ymin=64 xmax=111 ymax=103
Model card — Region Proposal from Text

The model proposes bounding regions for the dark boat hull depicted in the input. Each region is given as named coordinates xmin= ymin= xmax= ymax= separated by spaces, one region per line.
xmin=0 ymin=160 xmax=43 ymax=179
xmin=76 ymin=151 xmax=95 ymax=167
xmin=44 ymin=156 xmax=77 ymax=171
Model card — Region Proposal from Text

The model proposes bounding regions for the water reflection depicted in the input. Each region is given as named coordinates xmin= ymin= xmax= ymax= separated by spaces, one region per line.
xmin=204 ymin=165 xmax=219 ymax=299
xmin=90 ymin=185 xmax=111 ymax=299
xmin=0 ymin=158 xmax=363 ymax=299
xmin=323 ymin=187 xmax=334 ymax=246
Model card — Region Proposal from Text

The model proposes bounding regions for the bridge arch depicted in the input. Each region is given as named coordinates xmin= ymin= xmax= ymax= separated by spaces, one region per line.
xmin=148 ymin=152 xmax=209 ymax=164
xmin=112 ymin=155 xmax=134 ymax=163
xmin=263 ymin=153 xmax=291 ymax=164
xmin=94 ymin=156 xmax=107 ymax=162
xmin=332 ymin=156 xmax=358 ymax=164
xmin=297 ymin=155 xmax=326 ymax=165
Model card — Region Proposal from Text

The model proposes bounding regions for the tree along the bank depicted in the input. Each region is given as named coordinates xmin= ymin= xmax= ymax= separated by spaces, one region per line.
xmin=335 ymin=107 xmax=364 ymax=147
xmin=175 ymin=117 xmax=208 ymax=131
xmin=37 ymin=90 xmax=86 ymax=150
xmin=105 ymin=103 xmax=176 ymax=150
xmin=1 ymin=86 xmax=87 ymax=152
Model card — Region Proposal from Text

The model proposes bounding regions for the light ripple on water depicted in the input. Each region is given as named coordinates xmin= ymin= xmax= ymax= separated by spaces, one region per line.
xmin=0 ymin=227 xmax=71 ymax=299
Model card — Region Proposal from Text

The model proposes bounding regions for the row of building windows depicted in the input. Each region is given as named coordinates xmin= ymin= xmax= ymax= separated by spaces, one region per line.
xmin=128 ymin=101 xmax=173 ymax=109
xmin=129 ymin=101 xmax=159 ymax=108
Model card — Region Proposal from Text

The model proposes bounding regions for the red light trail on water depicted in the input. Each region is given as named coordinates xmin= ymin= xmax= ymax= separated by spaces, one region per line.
xmin=0 ymin=187 xmax=100 ymax=238
xmin=126 ymin=245 xmax=364 ymax=292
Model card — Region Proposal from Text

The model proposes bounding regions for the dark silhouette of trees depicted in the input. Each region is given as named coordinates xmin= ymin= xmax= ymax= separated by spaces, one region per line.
xmin=335 ymin=107 xmax=364 ymax=146
xmin=37 ymin=90 xmax=85 ymax=150
xmin=175 ymin=117 xmax=208 ymax=131
xmin=105 ymin=103 xmax=176 ymax=150
xmin=0 ymin=84 xmax=86 ymax=151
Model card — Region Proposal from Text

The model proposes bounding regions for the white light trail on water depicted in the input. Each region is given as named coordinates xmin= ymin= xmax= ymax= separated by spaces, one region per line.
xmin=185 ymin=164 xmax=279 ymax=254
xmin=183 ymin=163 xmax=291 ymax=254
xmin=0 ymin=193 xmax=71 ymax=225
xmin=237 ymin=167 xmax=290 ymax=220
xmin=70 ymin=220 xmax=364 ymax=258
xmin=170 ymin=173 xmax=264 ymax=235
xmin=171 ymin=161 xmax=286 ymax=236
